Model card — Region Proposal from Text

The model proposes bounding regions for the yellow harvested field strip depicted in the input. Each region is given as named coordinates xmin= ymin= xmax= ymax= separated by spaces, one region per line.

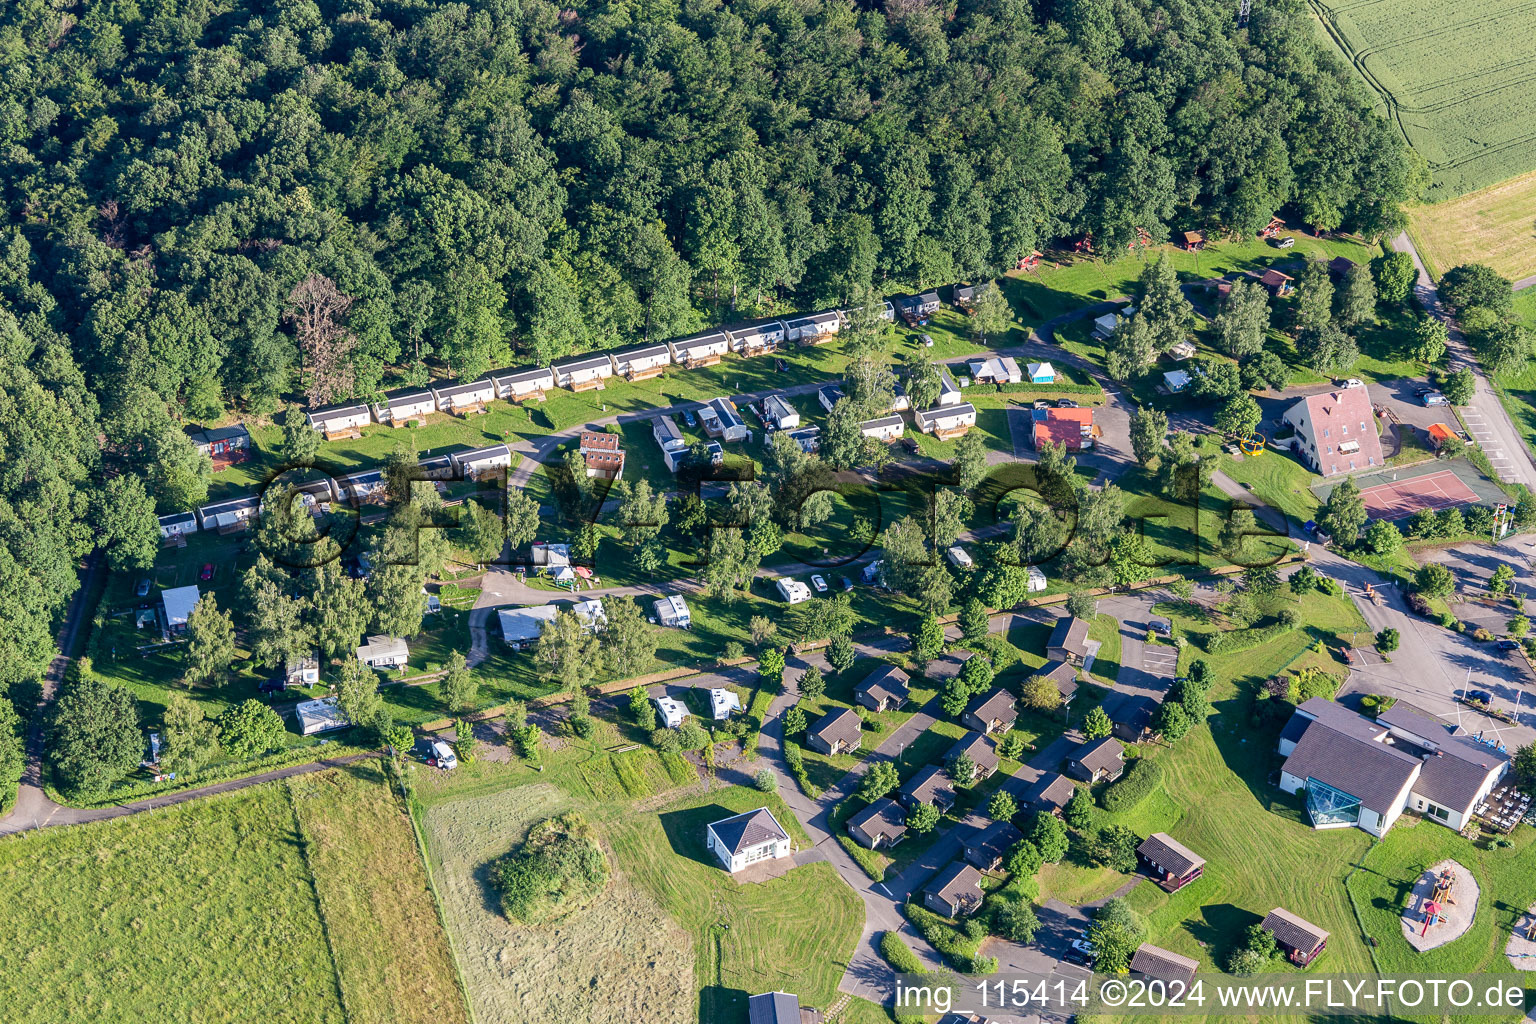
xmin=1409 ymin=169 xmax=1536 ymax=282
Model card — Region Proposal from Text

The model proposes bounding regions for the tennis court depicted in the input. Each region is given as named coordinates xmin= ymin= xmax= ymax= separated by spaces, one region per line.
xmin=1358 ymin=469 xmax=1481 ymax=520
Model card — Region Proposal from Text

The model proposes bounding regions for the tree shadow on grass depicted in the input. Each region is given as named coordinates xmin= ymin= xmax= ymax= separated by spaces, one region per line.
xmin=1188 ymin=902 xmax=1265 ymax=968
xmin=658 ymin=803 xmax=735 ymax=865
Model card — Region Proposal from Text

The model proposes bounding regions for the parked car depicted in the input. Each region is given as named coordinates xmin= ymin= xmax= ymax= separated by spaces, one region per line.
xmin=899 ymin=437 xmax=920 ymax=454
xmin=1149 ymin=617 xmax=1172 ymax=636
xmin=1064 ymin=938 xmax=1097 ymax=966
xmin=1055 ymin=398 xmax=1079 ymax=408
xmin=258 ymin=676 xmax=287 ymax=694
xmin=1421 ymin=391 xmax=1448 ymax=406
xmin=840 ymin=576 xmax=854 ymax=592
xmin=681 ymin=409 xmax=697 ymax=428
xmin=1033 ymin=399 xmax=1052 ymax=411
xmin=1497 ymin=639 xmax=1522 ymax=652
xmin=1271 ymin=236 xmax=1295 ymax=248
xmin=1339 ymin=378 xmax=1364 ymax=389
xmin=135 ymin=578 xmax=152 ymax=598
xmin=415 ymin=738 xmax=459 ymax=771
xmin=1466 ymin=689 xmax=1494 ymax=705
xmin=811 ymin=574 xmax=828 ymax=593
xmin=919 ymin=334 xmax=935 ymax=348
xmin=198 ymin=563 xmax=214 ymax=582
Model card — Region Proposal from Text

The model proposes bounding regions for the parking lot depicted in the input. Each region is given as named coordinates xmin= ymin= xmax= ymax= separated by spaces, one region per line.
xmin=1459 ymin=405 xmax=1518 ymax=481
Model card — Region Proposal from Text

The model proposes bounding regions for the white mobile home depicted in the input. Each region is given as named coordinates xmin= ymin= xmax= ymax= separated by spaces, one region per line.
xmin=763 ymin=394 xmax=800 ymax=430
xmin=196 ymin=495 xmax=260 ymax=533
xmin=161 ymin=584 xmax=201 ymax=632
xmin=339 ymin=468 xmax=386 ymax=504
xmin=551 ymin=354 xmax=615 ymax=392
xmin=654 ymin=594 xmax=691 ymax=628
xmin=776 ymin=578 xmax=812 ymax=604
xmin=936 ymin=366 xmax=963 ymax=406
xmin=306 ymin=402 xmax=371 ymax=437
xmin=726 ymin=320 xmax=786 ymax=355
xmin=700 ymin=398 xmax=749 ymax=443
xmin=492 ymin=366 xmax=556 ymax=401
xmin=655 ymin=695 xmax=688 ymax=729
xmin=432 ymin=378 xmax=497 ymax=414
xmin=608 ymin=343 xmax=672 ymax=381
xmin=653 ymin=415 xmax=690 ymax=473
xmin=915 ymin=402 xmax=977 ymax=440
xmin=784 ymin=310 xmax=841 ymax=344
xmin=356 ymin=635 xmax=409 ymax=669
xmin=817 ymin=384 xmax=847 ymax=413
xmin=296 ymin=697 xmax=349 ymax=735
xmin=452 ymin=444 xmax=514 ymax=478
xmin=157 ymin=511 xmax=199 ymax=539
xmin=709 ymin=687 xmax=742 ymax=720
xmin=371 ymin=386 xmax=436 ymax=426
xmin=860 ymin=415 xmax=905 ymax=441
xmin=667 ymin=330 xmax=731 ymax=368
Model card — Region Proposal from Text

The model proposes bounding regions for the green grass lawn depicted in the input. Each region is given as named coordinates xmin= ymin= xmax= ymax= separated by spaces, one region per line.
xmin=411 ymin=712 xmax=863 ymax=1024
xmin=1087 ymin=612 xmax=1123 ymax=683
xmin=1217 ymin=448 xmax=1322 ymax=525
xmin=1347 ymin=819 xmax=1536 ymax=1018
xmin=0 ymin=784 xmax=348 ymax=1023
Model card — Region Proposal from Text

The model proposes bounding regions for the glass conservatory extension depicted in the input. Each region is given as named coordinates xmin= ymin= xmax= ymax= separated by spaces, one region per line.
xmin=1305 ymin=777 xmax=1361 ymax=827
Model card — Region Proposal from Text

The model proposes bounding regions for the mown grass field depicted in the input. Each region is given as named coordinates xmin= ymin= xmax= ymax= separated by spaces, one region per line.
xmin=1310 ymin=0 xmax=1536 ymax=201
xmin=0 ymin=772 xmax=464 ymax=1024
xmin=1409 ymin=170 xmax=1536 ymax=282
xmin=411 ymin=714 xmax=865 ymax=1024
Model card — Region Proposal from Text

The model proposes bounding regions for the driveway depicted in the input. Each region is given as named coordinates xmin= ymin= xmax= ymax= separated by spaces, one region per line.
xmin=1392 ymin=232 xmax=1536 ymax=490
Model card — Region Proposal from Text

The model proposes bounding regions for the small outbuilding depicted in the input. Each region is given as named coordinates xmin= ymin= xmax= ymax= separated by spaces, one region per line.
xmin=1262 ymin=907 xmax=1329 ymax=966
xmin=1137 ymin=832 xmax=1206 ymax=892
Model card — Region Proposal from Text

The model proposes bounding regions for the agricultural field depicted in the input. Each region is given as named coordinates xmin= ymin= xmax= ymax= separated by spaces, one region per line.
xmin=1310 ymin=0 xmax=1536 ymax=200
xmin=1409 ymin=170 xmax=1536 ymax=282
xmin=0 ymin=772 xmax=463 ymax=1024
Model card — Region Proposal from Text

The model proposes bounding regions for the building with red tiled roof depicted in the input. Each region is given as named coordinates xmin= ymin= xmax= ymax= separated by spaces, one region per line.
xmin=1281 ymin=387 xmax=1384 ymax=477
xmin=1031 ymin=406 xmax=1096 ymax=450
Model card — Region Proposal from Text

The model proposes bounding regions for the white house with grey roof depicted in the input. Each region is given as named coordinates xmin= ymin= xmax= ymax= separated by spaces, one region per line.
xmin=762 ymin=394 xmax=800 ymax=430
xmin=371 ymin=386 xmax=436 ymax=425
xmin=306 ymin=401 xmax=372 ymax=435
xmin=161 ymin=584 xmax=201 ymax=632
xmin=726 ymin=320 xmax=786 ymax=354
xmin=705 ymin=807 xmax=793 ymax=873
xmin=158 ymin=511 xmax=199 ymax=539
xmin=356 ymin=635 xmax=409 ymax=669
xmin=431 ymin=378 xmax=497 ymax=413
xmin=498 ymin=605 xmax=560 ymax=649
xmin=859 ymin=414 xmax=905 ymax=441
xmin=607 ymin=343 xmax=672 ymax=381
xmin=914 ymin=402 xmax=976 ymax=439
xmin=492 ymin=366 xmax=555 ymax=401
xmin=551 ymin=353 xmax=614 ymax=391
xmin=700 ymin=397 xmax=748 ymax=443
xmin=451 ymin=444 xmax=513 ymax=478
xmin=785 ymin=310 xmax=841 ymax=344
xmin=1278 ymin=699 xmax=1507 ymax=836
xmin=668 ymin=329 xmax=731 ymax=367
xmin=197 ymin=494 xmax=260 ymax=532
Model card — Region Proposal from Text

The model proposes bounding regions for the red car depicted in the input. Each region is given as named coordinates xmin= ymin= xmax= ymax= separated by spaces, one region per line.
xmin=198 ymin=563 xmax=214 ymax=581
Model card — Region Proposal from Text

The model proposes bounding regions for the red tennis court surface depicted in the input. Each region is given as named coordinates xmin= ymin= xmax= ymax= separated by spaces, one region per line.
xmin=1359 ymin=469 xmax=1480 ymax=520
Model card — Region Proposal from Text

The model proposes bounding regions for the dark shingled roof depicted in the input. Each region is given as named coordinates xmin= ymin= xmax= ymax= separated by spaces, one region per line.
xmin=1024 ymin=772 xmax=1078 ymax=812
xmin=1131 ymin=943 xmax=1199 ymax=985
xmin=1411 ymin=739 xmax=1506 ymax=812
xmin=1281 ymin=722 xmax=1418 ymax=814
xmin=947 ymin=733 xmax=1000 ymax=775
xmin=809 ymin=707 xmax=863 ymax=748
xmin=1070 ymin=737 xmax=1124 ymax=775
xmin=923 ymin=861 xmax=984 ymax=912
xmin=1112 ymin=693 xmax=1161 ymax=734
xmin=1136 ymin=833 xmax=1205 ymax=878
xmin=709 ymin=808 xmax=789 ymax=855
xmin=901 ymin=765 xmax=956 ymax=807
xmin=965 ymin=820 xmax=1023 ymax=864
xmin=1038 ymin=660 xmax=1080 ymax=701
xmin=856 ymin=665 xmax=911 ymax=706
xmin=965 ymin=688 xmax=1018 ymax=728
xmin=748 ymin=992 xmax=801 ymax=1024
xmin=1262 ymin=907 xmax=1329 ymax=954
xmin=848 ymin=798 xmax=908 ymax=845
xmin=1048 ymin=616 xmax=1091 ymax=656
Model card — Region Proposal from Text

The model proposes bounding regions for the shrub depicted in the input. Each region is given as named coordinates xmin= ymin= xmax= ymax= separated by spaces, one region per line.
xmin=1406 ymin=592 xmax=1432 ymax=617
xmin=497 ymin=814 xmax=609 ymax=924
xmin=1473 ymin=627 xmax=1492 ymax=642
xmin=1438 ymin=611 xmax=1457 ymax=629
xmin=1101 ymin=758 xmax=1163 ymax=813
xmin=879 ymin=931 xmax=926 ymax=974
xmin=754 ymin=768 xmax=777 ymax=793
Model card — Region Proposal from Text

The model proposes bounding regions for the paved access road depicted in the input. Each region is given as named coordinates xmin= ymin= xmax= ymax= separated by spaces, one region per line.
xmin=1392 ymin=232 xmax=1536 ymax=490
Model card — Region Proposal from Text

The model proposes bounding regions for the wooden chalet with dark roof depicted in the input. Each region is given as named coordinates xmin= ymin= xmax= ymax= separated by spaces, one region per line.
xmin=1067 ymin=737 xmax=1124 ymax=783
xmin=1136 ymin=832 xmax=1205 ymax=892
xmin=1047 ymin=616 xmax=1091 ymax=665
xmin=1023 ymin=772 xmax=1077 ymax=816
xmin=922 ymin=861 xmax=984 ymax=918
xmin=806 ymin=708 xmax=862 ymax=756
xmin=846 ymin=797 xmax=908 ymax=850
xmin=962 ymin=688 xmax=1018 ymax=735
xmin=1130 ymin=944 xmax=1199 ymax=988
xmin=855 ymin=665 xmax=910 ymax=713
xmin=946 ymin=733 xmax=1000 ymax=783
xmin=1261 ymin=907 xmax=1329 ymax=966
xmin=900 ymin=765 xmax=957 ymax=812
xmin=963 ymin=820 xmax=1023 ymax=871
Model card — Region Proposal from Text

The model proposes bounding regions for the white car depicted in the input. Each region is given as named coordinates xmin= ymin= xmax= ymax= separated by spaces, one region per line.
xmin=811 ymin=574 xmax=828 ymax=593
xmin=1340 ymin=378 xmax=1364 ymax=389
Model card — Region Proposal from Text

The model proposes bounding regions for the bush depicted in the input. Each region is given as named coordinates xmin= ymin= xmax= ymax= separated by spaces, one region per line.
xmin=879 ymin=931 xmax=927 ymax=974
xmin=1438 ymin=611 xmax=1457 ymax=629
xmin=754 ymin=768 xmax=777 ymax=793
xmin=1406 ymin=592 xmax=1432 ymax=617
xmin=496 ymin=814 xmax=609 ymax=924
xmin=1100 ymin=758 xmax=1163 ymax=813
xmin=1203 ymin=620 xmax=1291 ymax=654
xmin=1473 ymin=627 xmax=1492 ymax=642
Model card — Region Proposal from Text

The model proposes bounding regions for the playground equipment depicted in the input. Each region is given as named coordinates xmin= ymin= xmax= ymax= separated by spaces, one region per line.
xmin=1239 ymin=431 xmax=1266 ymax=456
xmin=1421 ymin=868 xmax=1459 ymax=936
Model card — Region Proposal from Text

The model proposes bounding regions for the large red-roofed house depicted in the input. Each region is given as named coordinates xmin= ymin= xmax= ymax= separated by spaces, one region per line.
xmin=1281 ymin=387 xmax=1384 ymax=477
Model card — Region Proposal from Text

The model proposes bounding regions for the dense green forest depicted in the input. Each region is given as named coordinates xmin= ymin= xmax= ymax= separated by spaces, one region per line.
xmin=0 ymin=0 xmax=1414 ymax=688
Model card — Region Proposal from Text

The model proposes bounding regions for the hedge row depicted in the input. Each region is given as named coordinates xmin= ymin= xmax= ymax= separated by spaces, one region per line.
xmin=879 ymin=931 xmax=927 ymax=974
xmin=990 ymin=381 xmax=1103 ymax=396
xmin=1203 ymin=621 xmax=1292 ymax=654
xmin=782 ymin=742 xmax=820 ymax=798
xmin=1101 ymin=757 xmax=1163 ymax=813
xmin=837 ymin=832 xmax=887 ymax=882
